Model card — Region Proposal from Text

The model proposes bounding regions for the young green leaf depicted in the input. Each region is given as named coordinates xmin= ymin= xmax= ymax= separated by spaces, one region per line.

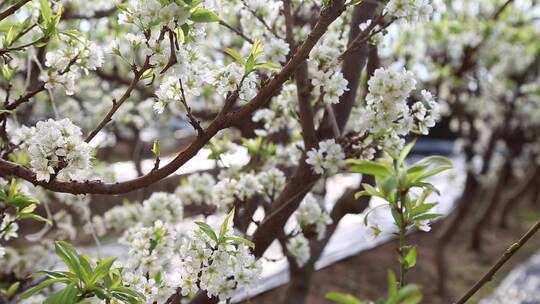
xmin=347 ymin=159 xmax=393 ymax=177
xmin=225 ymin=236 xmax=255 ymax=249
xmin=195 ymin=221 xmax=218 ymax=242
xmin=19 ymin=278 xmax=71 ymax=299
xmin=325 ymin=292 xmax=363 ymax=304
xmin=189 ymin=8 xmax=220 ymax=23
xmin=151 ymin=139 xmax=160 ymax=158
xmin=403 ymin=246 xmax=417 ymax=269
xmin=219 ymin=208 xmax=235 ymax=241
xmin=224 ymin=48 xmax=246 ymax=65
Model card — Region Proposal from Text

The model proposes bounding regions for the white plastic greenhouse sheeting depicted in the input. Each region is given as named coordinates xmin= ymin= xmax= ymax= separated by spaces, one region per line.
xmin=85 ymin=148 xmax=466 ymax=302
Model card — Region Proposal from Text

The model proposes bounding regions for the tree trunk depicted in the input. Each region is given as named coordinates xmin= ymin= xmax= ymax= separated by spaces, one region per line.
xmin=498 ymin=168 xmax=539 ymax=229
xmin=470 ymin=160 xmax=512 ymax=252
xmin=435 ymin=171 xmax=479 ymax=295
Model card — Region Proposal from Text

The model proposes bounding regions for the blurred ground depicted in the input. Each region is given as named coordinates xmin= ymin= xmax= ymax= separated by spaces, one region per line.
xmin=244 ymin=205 xmax=540 ymax=304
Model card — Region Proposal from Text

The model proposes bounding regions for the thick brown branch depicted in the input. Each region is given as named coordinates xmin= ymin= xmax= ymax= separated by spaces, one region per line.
xmin=0 ymin=0 xmax=31 ymax=22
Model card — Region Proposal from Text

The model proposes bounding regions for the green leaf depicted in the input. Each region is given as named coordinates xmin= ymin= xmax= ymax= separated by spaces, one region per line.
xmin=19 ymin=204 xmax=37 ymax=214
xmin=189 ymin=8 xmax=220 ymax=23
xmin=18 ymin=213 xmax=52 ymax=225
xmin=413 ymin=213 xmax=442 ymax=221
xmin=78 ymin=255 xmax=94 ymax=286
xmin=20 ymin=278 xmax=70 ymax=299
xmin=219 ymin=208 xmax=235 ymax=241
xmin=407 ymin=156 xmax=453 ymax=185
xmin=195 ymin=221 xmax=218 ymax=242
xmin=379 ymin=176 xmax=398 ymax=197
xmin=54 ymin=241 xmax=83 ymax=279
xmin=39 ymin=0 xmax=53 ymax=23
xmin=5 ymin=282 xmax=20 ymax=299
xmin=250 ymin=39 xmax=264 ymax=58
xmin=356 ymin=183 xmax=386 ymax=200
xmin=224 ymin=48 xmax=246 ymax=65
xmin=254 ymin=62 xmax=280 ymax=70
xmin=151 ymin=139 xmax=160 ymax=158
xmin=347 ymin=159 xmax=393 ymax=177
xmin=110 ymin=286 xmax=145 ymax=303
xmin=225 ymin=236 xmax=255 ymax=249
xmin=3 ymin=27 xmax=17 ymax=48
xmin=387 ymin=271 xmax=398 ymax=300
xmin=44 ymin=283 xmax=79 ymax=304
xmin=325 ymin=292 xmax=363 ymax=304
xmin=409 ymin=181 xmax=440 ymax=195
xmin=410 ymin=203 xmax=437 ymax=217
xmin=141 ymin=68 xmax=154 ymax=80
xmin=404 ymin=246 xmax=417 ymax=269
xmin=396 ymin=284 xmax=422 ymax=304
xmin=90 ymin=258 xmax=116 ymax=284
xmin=398 ymin=139 xmax=417 ymax=165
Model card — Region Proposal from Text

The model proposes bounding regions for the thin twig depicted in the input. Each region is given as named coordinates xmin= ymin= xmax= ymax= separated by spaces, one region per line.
xmin=178 ymin=78 xmax=204 ymax=137
xmin=219 ymin=20 xmax=254 ymax=44
xmin=85 ymin=56 xmax=152 ymax=143
xmin=454 ymin=217 xmax=540 ymax=304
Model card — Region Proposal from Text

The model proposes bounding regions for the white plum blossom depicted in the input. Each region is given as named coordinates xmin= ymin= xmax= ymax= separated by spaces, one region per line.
xmin=212 ymin=63 xmax=259 ymax=102
xmin=212 ymin=178 xmax=239 ymax=210
xmin=178 ymin=222 xmax=261 ymax=300
xmin=40 ymin=38 xmax=104 ymax=95
xmin=262 ymin=38 xmax=290 ymax=64
xmin=384 ymin=0 xmax=434 ymax=22
xmin=306 ymin=139 xmax=346 ymax=175
xmin=211 ymin=173 xmax=263 ymax=209
xmin=311 ymin=70 xmax=349 ymax=105
xmin=348 ymin=67 xmax=440 ymax=153
xmin=286 ymin=234 xmax=311 ymax=267
xmin=118 ymin=0 xmax=190 ymax=29
xmin=258 ymin=168 xmax=286 ymax=198
xmin=235 ymin=173 xmax=263 ymax=200
xmin=295 ymin=193 xmax=333 ymax=240
xmin=120 ymin=221 xmax=181 ymax=303
xmin=141 ymin=192 xmax=184 ymax=225
xmin=0 ymin=215 xmax=18 ymax=241
xmin=175 ymin=173 xmax=216 ymax=205
xmin=14 ymin=119 xmax=92 ymax=182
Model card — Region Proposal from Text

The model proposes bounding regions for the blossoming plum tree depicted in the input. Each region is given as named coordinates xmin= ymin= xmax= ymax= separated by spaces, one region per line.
xmin=1 ymin=0 xmax=539 ymax=303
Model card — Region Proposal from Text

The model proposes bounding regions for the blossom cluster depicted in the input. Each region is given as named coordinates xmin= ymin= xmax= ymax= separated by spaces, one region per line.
xmin=121 ymin=221 xmax=182 ymax=303
xmin=211 ymin=173 xmax=263 ymax=210
xmin=253 ymin=83 xmax=299 ymax=136
xmin=349 ymin=67 xmax=439 ymax=152
xmin=176 ymin=173 xmax=216 ymax=205
xmin=295 ymin=193 xmax=332 ymax=240
xmin=96 ymin=192 xmax=183 ymax=234
xmin=306 ymin=139 xmax=346 ymax=175
xmin=12 ymin=118 xmax=92 ymax=182
xmin=384 ymin=0 xmax=434 ymax=22
xmin=178 ymin=228 xmax=261 ymax=300
xmin=41 ymin=37 xmax=104 ymax=95
xmin=118 ymin=0 xmax=191 ymax=29
xmin=211 ymin=63 xmax=259 ymax=103
xmin=286 ymin=234 xmax=310 ymax=267
xmin=119 ymin=216 xmax=261 ymax=302
xmin=309 ymin=20 xmax=349 ymax=105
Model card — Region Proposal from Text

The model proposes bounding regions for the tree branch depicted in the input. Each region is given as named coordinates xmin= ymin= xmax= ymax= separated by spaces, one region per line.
xmin=0 ymin=0 xmax=31 ymax=22
xmin=85 ymin=56 xmax=152 ymax=143
xmin=455 ymin=217 xmax=540 ymax=304
xmin=0 ymin=1 xmax=347 ymax=196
